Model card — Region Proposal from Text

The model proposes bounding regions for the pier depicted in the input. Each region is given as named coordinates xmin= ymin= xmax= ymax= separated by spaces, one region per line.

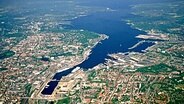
xmin=128 ymin=40 xmax=154 ymax=50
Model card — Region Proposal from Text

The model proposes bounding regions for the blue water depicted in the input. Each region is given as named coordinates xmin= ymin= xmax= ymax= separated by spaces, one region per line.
xmin=41 ymin=69 xmax=74 ymax=95
xmin=41 ymin=11 xmax=154 ymax=95
xmin=69 ymin=11 xmax=145 ymax=69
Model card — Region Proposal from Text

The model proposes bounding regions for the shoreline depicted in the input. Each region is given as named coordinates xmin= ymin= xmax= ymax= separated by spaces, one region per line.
xmin=35 ymin=34 xmax=109 ymax=97
xmin=54 ymin=34 xmax=109 ymax=74
xmin=53 ymin=34 xmax=108 ymax=75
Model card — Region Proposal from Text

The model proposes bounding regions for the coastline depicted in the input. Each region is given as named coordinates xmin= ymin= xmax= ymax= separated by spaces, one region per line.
xmin=34 ymin=33 xmax=109 ymax=97
xmin=82 ymin=34 xmax=109 ymax=62
xmin=55 ymin=34 xmax=109 ymax=74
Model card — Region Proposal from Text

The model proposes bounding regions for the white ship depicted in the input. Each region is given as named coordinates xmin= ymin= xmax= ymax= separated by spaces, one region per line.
xmin=45 ymin=84 xmax=50 ymax=88
xmin=72 ymin=67 xmax=80 ymax=73
xmin=56 ymin=68 xmax=69 ymax=73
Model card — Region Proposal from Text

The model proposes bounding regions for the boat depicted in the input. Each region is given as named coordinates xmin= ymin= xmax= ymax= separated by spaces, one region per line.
xmin=52 ymin=79 xmax=57 ymax=81
xmin=56 ymin=68 xmax=69 ymax=73
xmin=72 ymin=67 xmax=80 ymax=73
xmin=45 ymin=84 xmax=50 ymax=88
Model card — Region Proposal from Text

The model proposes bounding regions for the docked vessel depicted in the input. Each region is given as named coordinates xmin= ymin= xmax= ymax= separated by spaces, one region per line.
xmin=56 ymin=68 xmax=69 ymax=73
xmin=72 ymin=67 xmax=80 ymax=73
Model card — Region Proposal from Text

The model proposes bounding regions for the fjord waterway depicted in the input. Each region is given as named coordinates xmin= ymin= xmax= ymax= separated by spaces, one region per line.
xmin=41 ymin=11 xmax=154 ymax=95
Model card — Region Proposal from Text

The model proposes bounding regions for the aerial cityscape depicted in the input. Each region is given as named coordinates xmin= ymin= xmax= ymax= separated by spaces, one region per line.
xmin=0 ymin=0 xmax=184 ymax=104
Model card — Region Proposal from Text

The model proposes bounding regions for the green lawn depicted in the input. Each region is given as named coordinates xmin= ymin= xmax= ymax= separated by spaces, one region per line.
xmin=57 ymin=97 xmax=70 ymax=104
xmin=136 ymin=63 xmax=176 ymax=74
